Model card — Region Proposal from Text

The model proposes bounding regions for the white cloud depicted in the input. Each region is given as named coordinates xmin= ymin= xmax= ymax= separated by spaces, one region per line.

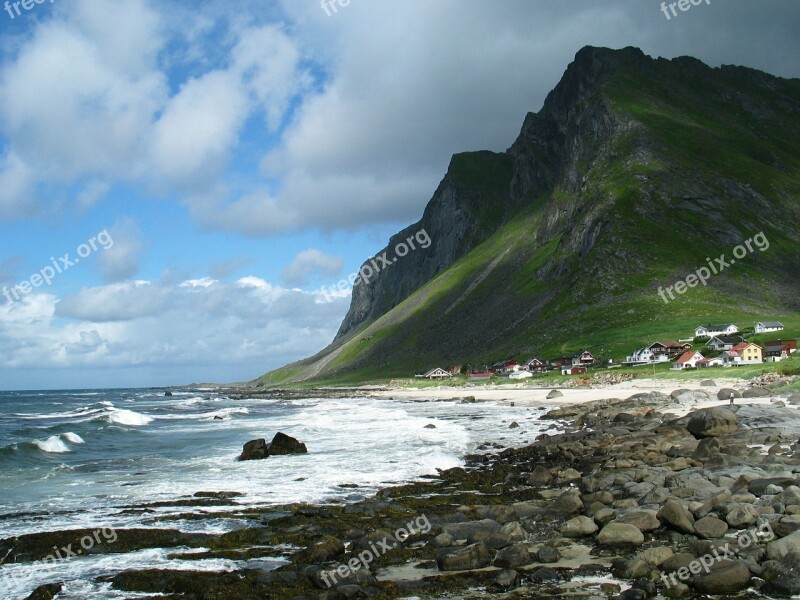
xmin=281 ymin=248 xmax=343 ymax=286
xmin=96 ymin=218 xmax=144 ymax=281
xmin=2 ymin=277 xmax=347 ymax=377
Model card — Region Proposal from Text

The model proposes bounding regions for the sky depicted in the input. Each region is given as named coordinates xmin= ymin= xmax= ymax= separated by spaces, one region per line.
xmin=0 ymin=0 xmax=798 ymax=390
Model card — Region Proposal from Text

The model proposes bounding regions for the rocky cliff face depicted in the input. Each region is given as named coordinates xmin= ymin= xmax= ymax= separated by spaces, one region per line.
xmin=260 ymin=45 xmax=800 ymax=385
xmin=337 ymin=46 xmax=641 ymax=339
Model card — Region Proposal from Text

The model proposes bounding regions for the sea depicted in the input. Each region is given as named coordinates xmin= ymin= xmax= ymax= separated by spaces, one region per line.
xmin=0 ymin=388 xmax=554 ymax=599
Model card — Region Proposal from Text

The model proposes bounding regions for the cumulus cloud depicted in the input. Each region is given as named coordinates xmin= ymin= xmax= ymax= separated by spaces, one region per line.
xmin=2 ymin=277 xmax=348 ymax=377
xmin=281 ymin=249 xmax=343 ymax=286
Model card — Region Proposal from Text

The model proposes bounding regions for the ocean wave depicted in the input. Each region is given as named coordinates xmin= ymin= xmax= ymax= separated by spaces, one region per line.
xmin=33 ymin=435 xmax=71 ymax=453
xmin=62 ymin=432 xmax=85 ymax=444
xmin=100 ymin=409 xmax=153 ymax=426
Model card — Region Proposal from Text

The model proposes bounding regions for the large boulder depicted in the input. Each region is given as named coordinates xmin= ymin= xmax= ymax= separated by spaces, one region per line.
xmin=693 ymin=516 xmax=728 ymax=539
xmin=616 ymin=510 xmax=661 ymax=532
xmin=717 ymin=388 xmax=741 ymax=401
xmin=436 ymin=542 xmax=492 ymax=571
xmin=691 ymin=560 xmax=752 ymax=594
xmin=597 ymin=523 xmax=645 ymax=546
xmin=657 ymin=499 xmax=695 ymax=534
xmin=493 ymin=543 xmax=532 ymax=568
xmin=687 ymin=408 xmax=738 ymax=439
xmin=767 ymin=530 xmax=800 ymax=562
xmin=239 ymin=432 xmax=308 ymax=461
xmin=561 ymin=516 xmax=598 ymax=537
xmin=742 ymin=386 xmax=771 ymax=398
xmin=546 ymin=390 xmax=564 ymax=399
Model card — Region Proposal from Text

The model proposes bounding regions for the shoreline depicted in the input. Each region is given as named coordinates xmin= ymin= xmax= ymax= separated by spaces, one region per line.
xmin=3 ymin=378 xmax=800 ymax=599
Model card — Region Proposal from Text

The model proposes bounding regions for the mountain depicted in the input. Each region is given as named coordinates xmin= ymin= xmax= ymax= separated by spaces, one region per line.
xmin=258 ymin=46 xmax=800 ymax=385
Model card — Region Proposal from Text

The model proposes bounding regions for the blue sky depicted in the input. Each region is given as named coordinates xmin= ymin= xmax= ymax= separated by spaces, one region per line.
xmin=1 ymin=0 xmax=798 ymax=390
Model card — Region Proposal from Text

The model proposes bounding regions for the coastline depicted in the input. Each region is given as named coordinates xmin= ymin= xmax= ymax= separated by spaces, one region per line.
xmin=2 ymin=377 xmax=799 ymax=599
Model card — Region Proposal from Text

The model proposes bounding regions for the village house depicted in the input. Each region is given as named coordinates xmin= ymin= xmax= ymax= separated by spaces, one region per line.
xmin=561 ymin=365 xmax=588 ymax=376
xmin=491 ymin=360 xmax=517 ymax=374
xmin=698 ymin=356 xmax=724 ymax=368
xmin=694 ymin=324 xmax=739 ymax=338
xmin=672 ymin=351 xmax=705 ymax=370
xmin=722 ymin=342 xmax=763 ymax=367
xmin=417 ymin=368 xmax=452 ymax=380
xmin=571 ymin=350 xmax=595 ymax=366
xmin=649 ymin=341 xmax=692 ymax=358
xmin=706 ymin=335 xmax=746 ymax=352
xmin=626 ymin=347 xmax=670 ymax=365
xmin=523 ymin=357 xmax=548 ymax=373
xmin=764 ymin=340 xmax=797 ymax=362
xmin=755 ymin=321 xmax=785 ymax=334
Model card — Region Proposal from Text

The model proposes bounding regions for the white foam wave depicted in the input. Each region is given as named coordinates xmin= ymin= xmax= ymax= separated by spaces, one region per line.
xmin=103 ymin=409 xmax=153 ymax=426
xmin=62 ymin=432 xmax=85 ymax=444
xmin=33 ymin=436 xmax=71 ymax=453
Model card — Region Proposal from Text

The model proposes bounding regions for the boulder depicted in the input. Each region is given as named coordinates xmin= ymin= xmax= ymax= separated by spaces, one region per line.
xmin=24 ymin=583 xmax=64 ymax=600
xmin=493 ymin=569 xmax=521 ymax=591
xmin=239 ymin=432 xmax=308 ymax=461
xmin=616 ymin=510 xmax=661 ymax=532
xmin=436 ymin=542 xmax=492 ymax=571
xmin=306 ymin=536 xmax=345 ymax=563
xmin=561 ymin=516 xmax=598 ymax=537
xmin=762 ymin=560 xmax=800 ymax=595
xmin=493 ymin=543 xmax=532 ymax=568
xmin=597 ymin=523 xmax=645 ymax=546
xmin=717 ymin=388 xmax=741 ymax=401
xmin=691 ymin=560 xmax=752 ymax=594
xmin=535 ymin=546 xmax=561 ymax=563
xmin=552 ymin=489 xmax=584 ymax=515
xmin=442 ymin=519 xmax=500 ymax=540
xmin=700 ymin=379 xmax=716 ymax=386
xmin=693 ymin=516 xmax=728 ymax=539
xmin=657 ymin=499 xmax=695 ymax=534
xmin=725 ymin=504 xmax=759 ymax=528
xmin=528 ymin=465 xmax=553 ymax=486
xmin=687 ymin=408 xmax=738 ymax=439
xmin=742 ymin=386 xmax=771 ymax=398
xmin=546 ymin=390 xmax=564 ymax=399
xmin=767 ymin=530 xmax=800 ymax=562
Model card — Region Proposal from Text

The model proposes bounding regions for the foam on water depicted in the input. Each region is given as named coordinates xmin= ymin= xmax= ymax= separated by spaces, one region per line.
xmin=100 ymin=409 xmax=153 ymax=426
xmin=32 ymin=435 xmax=71 ymax=453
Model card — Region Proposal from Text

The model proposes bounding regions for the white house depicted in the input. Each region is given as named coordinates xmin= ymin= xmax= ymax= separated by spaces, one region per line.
xmin=672 ymin=351 xmax=705 ymax=370
xmin=695 ymin=324 xmax=739 ymax=338
xmin=509 ymin=370 xmax=532 ymax=380
xmin=418 ymin=368 xmax=451 ymax=380
xmin=626 ymin=347 xmax=669 ymax=364
xmin=755 ymin=321 xmax=784 ymax=334
xmin=698 ymin=356 xmax=724 ymax=368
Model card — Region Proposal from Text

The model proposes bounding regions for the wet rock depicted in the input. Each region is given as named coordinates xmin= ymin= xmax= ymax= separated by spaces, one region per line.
xmin=528 ymin=465 xmax=554 ymax=486
xmin=691 ymin=559 xmax=752 ymax=594
xmin=657 ymin=499 xmax=695 ymax=534
xmin=694 ymin=516 xmax=728 ymax=539
xmin=687 ymin=408 xmax=738 ymax=439
xmin=552 ymin=489 xmax=584 ymax=515
xmin=25 ymin=583 xmax=64 ymax=600
xmin=499 ymin=521 xmax=529 ymax=542
xmin=509 ymin=421 xmax=519 ymax=429
xmin=693 ymin=437 xmax=722 ymax=460
xmin=767 ymin=529 xmax=800 ymax=562
xmin=424 ymin=424 xmax=436 ymax=429
xmin=597 ymin=522 xmax=645 ymax=546
xmin=306 ymin=536 xmax=345 ymax=563
xmin=493 ymin=543 xmax=532 ymax=568
xmin=762 ymin=560 xmax=800 ymax=595
xmin=436 ymin=542 xmax=492 ymax=571
xmin=493 ymin=568 xmax=521 ymax=590
xmin=535 ymin=546 xmax=561 ymax=563
xmin=616 ymin=510 xmax=660 ymax=532
xmin=561 ymin=516 xmax=598 ymax=537
xmin=701 ymin=380 xmax=716 ymax=387
xmin=442 ymin=519 xmax=500 ymax=540
xmin=239 ymin=432 xmax=308 ymax=460
xmin=547 ymin=390 xmax=563 ymax=399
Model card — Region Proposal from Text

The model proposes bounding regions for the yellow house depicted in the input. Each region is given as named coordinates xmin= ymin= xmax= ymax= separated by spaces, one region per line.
xmin=728 ymin=342 xmax=763 ymax=365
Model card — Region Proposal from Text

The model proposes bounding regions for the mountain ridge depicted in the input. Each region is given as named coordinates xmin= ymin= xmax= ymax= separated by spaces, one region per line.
xmin=258 ymin=46 xmax=800 ymax=385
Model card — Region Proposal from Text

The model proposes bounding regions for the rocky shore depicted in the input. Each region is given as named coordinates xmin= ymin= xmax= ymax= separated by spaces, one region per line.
xmin=3 ymin=384 xmax=800 ymax=600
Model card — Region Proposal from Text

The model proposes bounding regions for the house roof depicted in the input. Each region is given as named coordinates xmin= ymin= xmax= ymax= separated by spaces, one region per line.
xmin=676 ymin=351 xmax=701 ymax=364
xmin=572 ymin=349 xmax=593 ymax=358
xmin=757 ymin=321 xmax=784 ymax=328
xmin=697 ymin=324 xmax=736 ymax=330
xmin=731 ymin=343 xmax=760 ymax=353
xmin=708 ymin=335 xmax=744 ymax=344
